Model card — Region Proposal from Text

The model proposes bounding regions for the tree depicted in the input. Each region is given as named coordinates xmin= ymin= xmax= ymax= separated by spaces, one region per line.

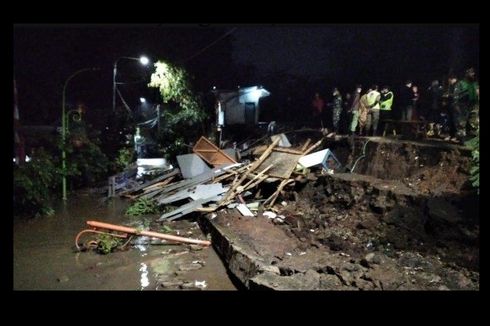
xmin=148 ymin=60 xmax=207 ymax=158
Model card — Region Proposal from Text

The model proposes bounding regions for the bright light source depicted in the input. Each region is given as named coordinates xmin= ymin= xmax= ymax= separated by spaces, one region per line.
xmin=139 ymin=56 xmax=149 ymax=65
xmin=213 ymin=86 xmax=216 ymax=90
xmin=140 ymin=97 xmax=146 ymax=103
xmin=251 ymin=89 xmax=263 ymax=101
xmin=26 ymin=155 xmax=31 ymax=162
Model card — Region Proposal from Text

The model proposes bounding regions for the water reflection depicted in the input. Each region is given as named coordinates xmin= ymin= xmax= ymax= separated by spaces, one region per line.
xmin=139 ymin=263 xmax=149 ymax=289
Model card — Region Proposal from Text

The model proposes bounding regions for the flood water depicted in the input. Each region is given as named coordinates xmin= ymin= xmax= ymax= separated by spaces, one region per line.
xmin=13 ymin=193 xmax=237 ymax=290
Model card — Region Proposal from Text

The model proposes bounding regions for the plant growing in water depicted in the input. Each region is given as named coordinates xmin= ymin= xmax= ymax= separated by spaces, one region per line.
xmin=96 ymin=234 xmax=124 ymax=254
xmin=125 ymin=198 xmax=159 ymax=216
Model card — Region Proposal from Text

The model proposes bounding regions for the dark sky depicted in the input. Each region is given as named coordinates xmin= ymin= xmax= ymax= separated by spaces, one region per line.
xmin=14 ymin=24 xmax=479 ymax=127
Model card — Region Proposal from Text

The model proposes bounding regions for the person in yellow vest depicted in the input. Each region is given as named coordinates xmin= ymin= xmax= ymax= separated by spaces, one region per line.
xmin=365 ymin=85 xmax=381 ymax=136
xmin=379 ymin=86 xmax=394 ymax=136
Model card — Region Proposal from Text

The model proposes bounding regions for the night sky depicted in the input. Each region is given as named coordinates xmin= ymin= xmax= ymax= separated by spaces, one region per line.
xmin=14 ymin=24 xmax=479 ymax=127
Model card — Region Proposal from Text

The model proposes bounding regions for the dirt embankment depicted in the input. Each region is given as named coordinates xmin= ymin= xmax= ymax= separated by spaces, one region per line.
xmin=261 ymin=140 xmax=478 ymax=290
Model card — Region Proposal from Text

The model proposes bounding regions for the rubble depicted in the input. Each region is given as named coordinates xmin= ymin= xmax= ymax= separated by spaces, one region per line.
xmin=105 ymin=131 xmax=477 ymax=290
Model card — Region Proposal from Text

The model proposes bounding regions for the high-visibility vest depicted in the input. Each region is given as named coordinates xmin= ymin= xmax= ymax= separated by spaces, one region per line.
xmin=380 ymin=91 xmax=394 ymax=111
xmin=367 ymin=91 xmax=380 ymax=110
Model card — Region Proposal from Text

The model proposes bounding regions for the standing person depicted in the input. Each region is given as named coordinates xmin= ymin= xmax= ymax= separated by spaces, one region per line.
xmin=463 ymin=67 xmax=479 ymax=136
xmin=341 ymin=92 xmax=352 ymax=134
xmin=411 ymin=85 xmax=420 ymax=120
xmin=134 ymin=127 xmax=145 ymax=158
xmin=349 ymin=85 xmax=363 ymax=136
xmin=358 ymin=87 xmax=372 ymax=136
xmin=379 ymin=86 xmax=394 ymax=136
xmin=443 ymin=74 xmax=460 ymax=142
xmin=451 ymin=68 xmax=479 ymax=141
xmin=329 ymin=87 xmax=343 ymax=135
xmin=428 ymin=80 xmax=443 ymax=113
xmin=399 ymin=80 xmax=414 ymax=121
xmin=365 ymin=85 xmax=381 ymax=136
xmin=311 ymin=92 xmax=325 ymax=129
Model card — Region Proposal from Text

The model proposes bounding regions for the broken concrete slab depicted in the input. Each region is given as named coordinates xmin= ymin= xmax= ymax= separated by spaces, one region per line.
xmin=154 ymin=164 xmax=241 ymax=203
xmin=159 ymin=195 xmax=225 ymax=221
xmin=249 ymin=269 xmax=321 ymax=290
xmin=176 ymin=154 xmax=211 ymax=179
xmin=158 ymin=184 xmax=228 ymax=205
xmin=237 ymin=204 xmax=254 ymax=217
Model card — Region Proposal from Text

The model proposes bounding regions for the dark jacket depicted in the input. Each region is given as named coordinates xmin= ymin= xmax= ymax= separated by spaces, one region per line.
xmin=398 ymin=85 xmax=413 ymax=107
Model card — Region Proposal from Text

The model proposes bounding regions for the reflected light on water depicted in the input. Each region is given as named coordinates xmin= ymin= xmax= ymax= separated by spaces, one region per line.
xmin=139 ymin=263 xmax=149 ymax=289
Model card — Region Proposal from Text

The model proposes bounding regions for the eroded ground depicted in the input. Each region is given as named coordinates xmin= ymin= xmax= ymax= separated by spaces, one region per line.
xmin=202 ymin=137 xmax=479 ymax=290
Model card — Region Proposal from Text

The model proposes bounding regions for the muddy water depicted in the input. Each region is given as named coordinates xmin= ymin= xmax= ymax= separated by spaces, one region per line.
xmin=14 ymin=194 xmax=237 ymax=290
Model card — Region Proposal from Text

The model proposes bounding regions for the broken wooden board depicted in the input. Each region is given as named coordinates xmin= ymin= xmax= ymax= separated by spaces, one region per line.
xmin=193 ymin=136 xmax=237 ymax=167
xmin=255 ymin=151 xmax=302 ymax=179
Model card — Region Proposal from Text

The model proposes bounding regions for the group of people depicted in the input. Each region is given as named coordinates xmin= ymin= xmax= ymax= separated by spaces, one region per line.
xmin=311 ymin=67 xmax=479 ymax=143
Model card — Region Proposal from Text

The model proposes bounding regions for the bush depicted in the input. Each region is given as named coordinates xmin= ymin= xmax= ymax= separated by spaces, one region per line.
xmin=66 ymin=124 xmax=109 ymax=187
xmin=14 ymin=148 xmax=57 ymax=217
xmin=125 ymin=198 xmax=159 ymax=216
xmin=115 ymin=147 xmax=135 ymax=171
xmin=465 ymin=129 xmax=479 ymax=194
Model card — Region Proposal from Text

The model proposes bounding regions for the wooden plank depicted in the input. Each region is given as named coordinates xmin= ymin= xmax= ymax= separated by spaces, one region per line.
xmin=264 ymin=178 xmax=295 ymax=208
xmin=303 ymin=139 xmax=323 ymax=155
xmin=273 ymin=147 xmax=304 ymax=155
xmin=301 ymin=138 xmax=312 ymax=152
xmin=256 ymin=151 xmax=302 ymax=179
xmin=118 ymin=168 xmax=180 ymax=195
xmin=193 ymin=136 xmax=237 ymax=166
xmin=219 ymin=138 xmax=280 ymax=205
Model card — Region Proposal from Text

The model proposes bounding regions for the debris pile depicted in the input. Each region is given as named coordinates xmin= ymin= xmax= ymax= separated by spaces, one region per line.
xmin=114 ymin=133 xmax=340 ymax=222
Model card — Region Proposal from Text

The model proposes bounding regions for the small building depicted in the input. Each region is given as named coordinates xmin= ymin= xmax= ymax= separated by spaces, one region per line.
xmin=214 ymin=86 xmax=270 ymax=125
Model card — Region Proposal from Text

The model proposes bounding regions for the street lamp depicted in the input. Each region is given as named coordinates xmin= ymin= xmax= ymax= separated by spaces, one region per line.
xmin=61 ymin=67 xmax=98 ymax=201
xmin=112 ymin=55 xmax=150 ymax=112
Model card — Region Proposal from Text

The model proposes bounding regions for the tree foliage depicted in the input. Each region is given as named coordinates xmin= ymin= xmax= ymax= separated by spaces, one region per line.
xmin=14 ymin=148 xmax=57 ymax=217
xmin=148 ymin=60 xmax=207 ymax=158
xmin=115 ymin=147 xmax=135 ymax=171
xmin=66 ymin=124 xmax=109 ymax=187
xmin=14 ymin=122 xmax=109 ymax=218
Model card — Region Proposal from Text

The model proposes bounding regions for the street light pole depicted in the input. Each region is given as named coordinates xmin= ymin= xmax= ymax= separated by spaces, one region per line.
xmin=112 ymin=56 xmax=150 ymax=113
xmin=61 ymin=67 xmax=98 ymax=201
xmin=113 ymin=62 xmax=117 ymax=113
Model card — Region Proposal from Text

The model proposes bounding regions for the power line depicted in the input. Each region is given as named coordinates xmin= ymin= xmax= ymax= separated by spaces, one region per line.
xmin=179 ymin=27 xmax=237 ymax=63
